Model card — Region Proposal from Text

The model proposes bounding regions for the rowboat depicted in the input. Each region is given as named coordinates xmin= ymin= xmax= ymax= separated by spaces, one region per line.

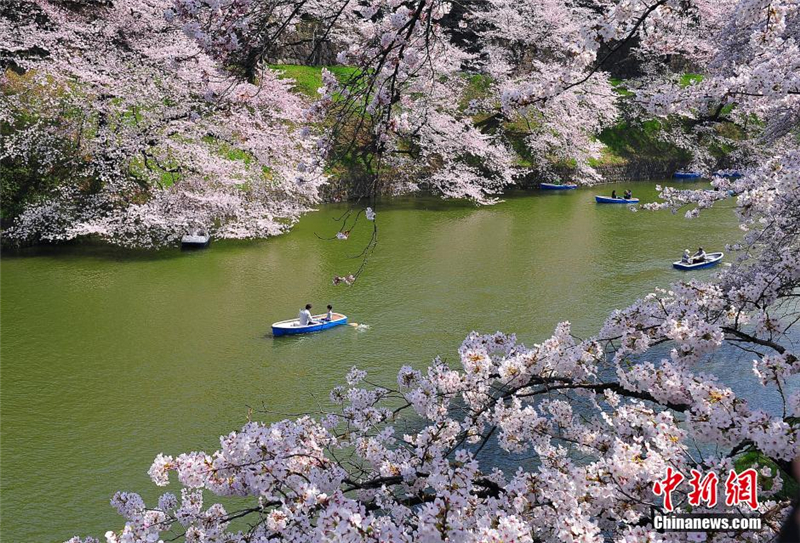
xmin=672 ymin=252 xmax=724 ymax=270
xmin=715 ymin=170 xmax=742 ymax=179
xmin=181 ymin=231 xmax=210 ymax=248
xmin=272 ymin=313 xmax=348 ymax=336
xmin=595 ymin=195 xmax=639 ymax=204
xmin=673 ymin=171 xmax=702 ymax=179
xmin=540 ymin=183 xmax=577 ymax=190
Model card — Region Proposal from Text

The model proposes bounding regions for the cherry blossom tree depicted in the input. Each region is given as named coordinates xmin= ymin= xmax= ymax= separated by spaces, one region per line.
xmin=1 ymin=0 xmax=325 ymax=248
xmin=169 ymin=0 xmax=523 ymax=204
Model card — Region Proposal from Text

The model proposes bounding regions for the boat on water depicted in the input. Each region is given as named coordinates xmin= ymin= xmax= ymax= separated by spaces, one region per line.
xmin=595 ymin=195 xmax=640 ymax=204
xmin=672 ymin=252 xmax=724 ymax=270
xmin=272 ymin=313 xmax=348 ymax=336
xmin=540 ymin=183 xmax=577 ymax=190
xmin=181 ymin=230 xmax=210 ymax=249
xmin=673 ymin=171 xmax=703 ymax=179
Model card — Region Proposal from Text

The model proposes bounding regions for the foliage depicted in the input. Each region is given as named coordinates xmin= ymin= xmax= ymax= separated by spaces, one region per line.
xmin=0 ymin=70 xmax=96 ymax=223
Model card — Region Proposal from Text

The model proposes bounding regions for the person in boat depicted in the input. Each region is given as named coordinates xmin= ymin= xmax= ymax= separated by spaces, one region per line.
xmin=681 ymin=249 xmax=691 ymax=263
xmin=298 ymin=304 xmax=317 ymax=326
xmin=692 ymin=247 xmax=707 ymax=263
xmin=322 ymin=305 xmax=334 ymax=322
xmin=611 ymin=190 xmax=618 ymax=199
xmin=624 ymin=189 xmax=632 ymax=199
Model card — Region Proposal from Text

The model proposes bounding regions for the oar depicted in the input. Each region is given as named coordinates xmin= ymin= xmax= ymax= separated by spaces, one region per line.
xmin=348 ymin=322 xmax=360 ymax=327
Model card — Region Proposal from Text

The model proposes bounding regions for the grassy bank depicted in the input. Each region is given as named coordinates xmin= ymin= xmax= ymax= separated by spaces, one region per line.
xmin=269 ymin=65 xmax=360 ymax=97
xmin=592 ymin=120 xmax=692 ymax=168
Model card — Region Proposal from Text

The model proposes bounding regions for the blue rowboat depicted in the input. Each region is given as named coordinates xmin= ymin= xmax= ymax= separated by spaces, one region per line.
xmin=272 ymin=313 xmax=348 ymax=336
xmin=673 ymin=171 xmax=702 ymax=179
xmin=672 ymin=252 xmax=723 ymax=271
xmin=595 ymin=195 xmax=639 ymax=204
xmin=540 ymin=183 xmax=577 ymax=190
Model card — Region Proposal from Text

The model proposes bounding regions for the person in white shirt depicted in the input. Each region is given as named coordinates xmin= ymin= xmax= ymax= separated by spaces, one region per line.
xmin=693 ymin=247 xmax=706 ymax=263
xmin=322 ymin=305 xmax=334 ymax=321
xmin=298 ymin=304 xmax=316 ymax=326
xmin=682 ymin=249 xmax=691 ymax=263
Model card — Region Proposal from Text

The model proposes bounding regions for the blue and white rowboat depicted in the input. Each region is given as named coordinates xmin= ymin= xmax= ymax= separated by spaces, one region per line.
xmin=673 ymin=171 xmax=702 ymax=179
xmin=595 ymin=195 xmax=639 ymax=204
xmin=181 ymin=231 xmax=210 ymax=248
xmin=672 ymin=252 xmax=724 ymax=271
xmin=540 ymin=183 xmax=578 ymax=190
xmin=272 ymin=313 xmax=348 ymax=336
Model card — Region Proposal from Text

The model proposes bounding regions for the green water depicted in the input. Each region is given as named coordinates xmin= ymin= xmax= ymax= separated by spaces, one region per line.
xmin=1 ymin=182 xmax=750 ymax=541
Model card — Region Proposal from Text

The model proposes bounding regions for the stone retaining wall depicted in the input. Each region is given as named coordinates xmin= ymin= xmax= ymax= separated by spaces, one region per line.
xmin=515 ymin=158 xmax=689 ymax=189
xmin=266 ymin=21 xmax=339 ymax=65
xmin=593 ymin=158 xmax=690 ymax=183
